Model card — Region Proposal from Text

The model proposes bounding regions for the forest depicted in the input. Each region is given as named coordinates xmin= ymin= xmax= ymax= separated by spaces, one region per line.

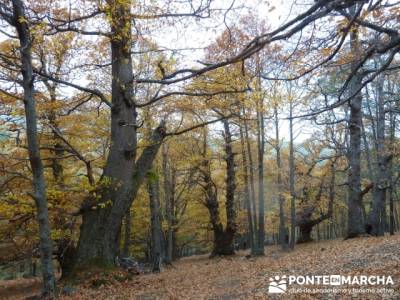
xmin=0 ymin=0 xmax=400 ymax=299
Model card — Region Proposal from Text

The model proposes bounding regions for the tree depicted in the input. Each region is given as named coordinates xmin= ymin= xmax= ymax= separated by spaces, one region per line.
xmin=70 ymin=0 xmax=167 ymax=272
xmin=346 ymin=13 xmax=365 ymax=239
xmin=5 ymin=0 xmax=56 ymax=295
xmin=366 ymin=74 xmax=392 ymax=235
xmin=147 ymin=168 xmax=163 ymax=272
xmin=1 ymin=0 xmax=400 ymax=279
xmin=199 ymin=122 xmax=237 ymax=256
xmin=255 ymin=88 xmax=266 ymax=255
xmin=162 ymin=143 xmax=174 ymax=264
xmin=239 ymin=116 xmax=256 ymax=252
xmin=273 ymin=102 xmax=288 ymax=249
xmin=288 ymin=91 xmax=296 ymax=249
xmin=296 ymin=154 xmax=337 ymax=243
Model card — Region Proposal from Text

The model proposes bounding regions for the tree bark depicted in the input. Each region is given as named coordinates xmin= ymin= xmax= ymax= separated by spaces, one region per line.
xmin=122 ymin=209 xmax=131 ymax=257
xmin=201 ymin=128 xmax=236 ymax=256
xmin=288 ymin=100 xmax=296 ymax=249
xmin=255 ymin=100 xmax=265 ymax=255
xmin=11 ymin=0 xmax=56 ymax=295
xmin=147 ymin=169 xmax=163 ymax=272
xmin=367 ymin=75 xmax=389 ymax=236
xmin=69 ymin=1 xmax=166 ymax=272
xmin=361 ymin=119 xmax=374 ymax=182
xmin=73 ymin=123 xmax=165 ymax=270
xmin=274 ymin=105 xmax=288 ymax=250
xmin=297 ymin=224 xmax=313 ymax=244
xmin=222 ymin=120 xmax=237 ymax=250
xmin=243 ymin=108 xmax=258 ymax=253
xmin=239 ymin=124 xmax=255 ymax=250
xmin=296 ymin=160 xmax=336 ymax=243
xmin=162 ymin=143 xmax=174 ymax=264
xmin=389 ymin=109 xmax=395 ymax=235
xmin=346 ymin=25 xmax=365 ymax=238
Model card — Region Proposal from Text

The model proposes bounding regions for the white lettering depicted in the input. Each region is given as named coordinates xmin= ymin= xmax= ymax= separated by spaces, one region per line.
xmin=297 ymin=276 xmax=305 ymax=285
xmin=386 ymin=276 xmax=394 ymax=285
xmin=282 ymin=274 xmax=394 ymax=287
xmin=342 ymin=276 xmax=351 ymax=284
xmin=288 ymin=276 xmax=297 ymax=284
xmin=359 ymin=276 xmax=367 ymax=285
xmin=368 ymin=276 xmax=376 ymax=285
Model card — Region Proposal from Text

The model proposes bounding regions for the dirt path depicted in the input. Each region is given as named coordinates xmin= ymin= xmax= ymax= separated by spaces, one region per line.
xmin=2 ymin=235 xmax=400 ymax=299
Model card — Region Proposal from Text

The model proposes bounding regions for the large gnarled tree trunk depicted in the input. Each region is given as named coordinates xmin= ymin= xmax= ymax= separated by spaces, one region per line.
xmin=73 ymin=124 xmax=165 ymax=270
xmin=201 ymin=124 xmax=237 ymax=256
xmin=70 ymin=0 xmax=166 ymax=273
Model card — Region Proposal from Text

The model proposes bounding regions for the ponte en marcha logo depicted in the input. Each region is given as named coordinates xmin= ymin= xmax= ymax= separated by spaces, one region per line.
xmin=268 ymin=275 xmax=394 ymax=294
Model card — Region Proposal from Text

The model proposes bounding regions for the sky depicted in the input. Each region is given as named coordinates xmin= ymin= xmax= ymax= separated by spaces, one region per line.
xmin=150 ymin=0 xmax=313 ymax=143
xmin=151 ymin=0 xmax=292 ymax=68
xmin=0 ymin=0 xmax=314 ymax=144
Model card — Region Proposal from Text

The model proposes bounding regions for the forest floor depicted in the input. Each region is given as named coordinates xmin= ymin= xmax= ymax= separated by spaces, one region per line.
xmin=1 ymin=235 xmax=399 ymax=300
